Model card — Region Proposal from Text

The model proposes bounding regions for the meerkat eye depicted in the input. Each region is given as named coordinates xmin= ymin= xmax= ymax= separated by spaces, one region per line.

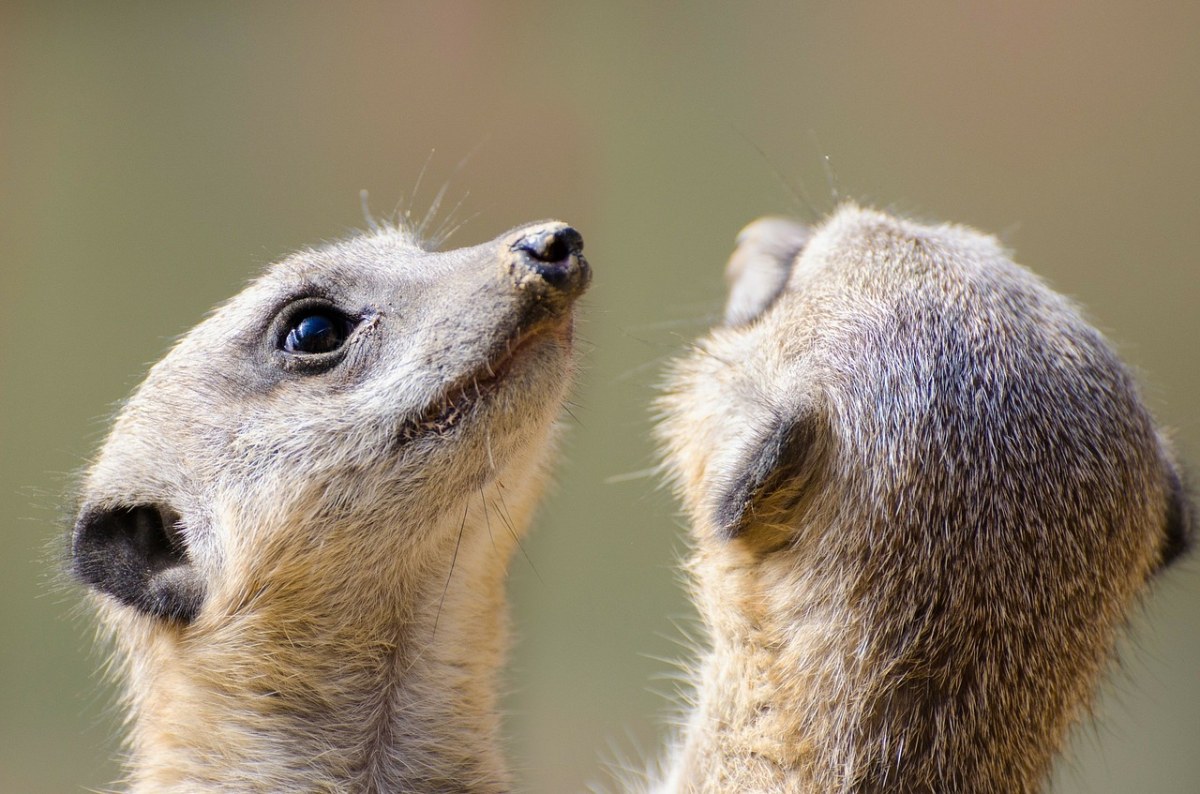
xmin=283 ymin=311 xmax=350 ymax=354
xmin=271 ymin=294 xmax=360 ymax=361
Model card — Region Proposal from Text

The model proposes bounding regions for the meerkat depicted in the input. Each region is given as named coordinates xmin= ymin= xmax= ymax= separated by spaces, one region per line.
xmin=70 ymin=219 xmax=590 ymax=792
xmin=654 ymin=205 xmax=1191 ymax=793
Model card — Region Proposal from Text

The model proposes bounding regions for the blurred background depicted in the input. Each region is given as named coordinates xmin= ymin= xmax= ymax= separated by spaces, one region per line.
xmin=2 ymin=2 xmax=1197 ymax=791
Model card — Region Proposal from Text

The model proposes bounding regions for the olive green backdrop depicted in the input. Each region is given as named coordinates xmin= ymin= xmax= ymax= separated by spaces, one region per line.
xmin=3 ymin=2 xmax=1197 ymax=791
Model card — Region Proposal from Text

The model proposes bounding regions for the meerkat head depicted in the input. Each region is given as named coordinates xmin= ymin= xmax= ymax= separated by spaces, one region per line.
xmin=661 ymin=203 xmax=1189 ymax=579
xmin=656 ymin=204 xmax=1191 ymax=789
xmin=71 ymin=221 xmax=590 ymax=627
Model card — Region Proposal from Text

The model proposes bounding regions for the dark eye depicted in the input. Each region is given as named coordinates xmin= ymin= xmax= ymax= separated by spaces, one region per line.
xmin=269 ymin=297 xmax=363 ymax=374
xmin=283 ymin=311 xmax=350 ymax=354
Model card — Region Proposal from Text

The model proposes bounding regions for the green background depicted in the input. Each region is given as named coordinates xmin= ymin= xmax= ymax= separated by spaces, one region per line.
xmin=3 ymin=2 xmax=1197 ymax=791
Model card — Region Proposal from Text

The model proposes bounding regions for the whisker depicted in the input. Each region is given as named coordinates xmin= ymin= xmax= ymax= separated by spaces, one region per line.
xmin=398 ymin=148 xmax=437 ymax=233
xmin=492 ymin=493 xmax=517 ymax=537
xmin=432 ymin=500 xmax=468 ymax=640
xmin=733 ymin=124 xmax=817 ymax=219
xmin=603 ymin=467 xmax=659 ymax=485
xmin=428 ymin=192 xmax=473 ymax=248
xmin=484 ymin=428 xmax=497 ymax=473
xmin=359 ymin=189 xmax=380 ymax=233
xmin=431 ymin=211 xmax=481 ymax=248
xmin=561 ymin=403 xmax=583 ymax=428
xmin=615 ymin=353 xmax=676 ymax=384
xmin=689 ymin=344 xmax=737 ymax=368
xmin=494 ymin=483 xmax=543 ymax=586
xmin=622 ymin=315 xmax=720 ymax=334
xmin=810 ymin=129 xmax=842 ymax=204
xmin=417 ymin=179 xmax=453 ymax=245
xmin=480 ymin=485 xmax=497 ymax=552
xmin=419 ymin=139 xmax=488 ymax=248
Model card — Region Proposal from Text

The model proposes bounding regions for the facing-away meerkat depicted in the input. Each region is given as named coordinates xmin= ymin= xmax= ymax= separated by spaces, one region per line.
xmin=655 ymin=205 xmax=1191 ymax=793
xmin=70 ymin=219 xmax=589 ymax=792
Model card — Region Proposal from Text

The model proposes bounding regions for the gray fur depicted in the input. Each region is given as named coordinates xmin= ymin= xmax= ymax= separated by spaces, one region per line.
xmin=72 ymin=220 xmax=589 ymax=793
xmin=655 ymin=205 xmax=1190 ymax=793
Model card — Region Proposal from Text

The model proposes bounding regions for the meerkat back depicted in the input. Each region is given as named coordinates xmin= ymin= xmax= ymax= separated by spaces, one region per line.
xmin=656 ymin=205 xmax=1190 ymax=793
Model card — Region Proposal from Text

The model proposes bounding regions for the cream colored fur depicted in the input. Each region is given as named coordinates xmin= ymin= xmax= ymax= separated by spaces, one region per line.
xmin=72 ymin=204 xmax=1187 ymax=794
xmin=73 ymin=221 xmax=588 ymax=793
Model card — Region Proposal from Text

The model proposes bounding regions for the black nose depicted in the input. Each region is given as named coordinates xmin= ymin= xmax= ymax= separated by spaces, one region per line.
xmin=512 ymin=226 xmax=585 ymax=289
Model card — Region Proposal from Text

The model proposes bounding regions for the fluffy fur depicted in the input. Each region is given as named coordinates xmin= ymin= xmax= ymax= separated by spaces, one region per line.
xmin=654 ymin=205 xmax=1190 ymax=793
xmin=72 ymin=221 xmax=589 ymax=792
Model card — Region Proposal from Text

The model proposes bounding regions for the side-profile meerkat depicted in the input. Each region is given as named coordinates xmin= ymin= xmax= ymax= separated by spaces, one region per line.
xmin=655 ymin=205 xmax=1191 ymax=793
xmin=70 ymin=219 xmax=590 ymax=792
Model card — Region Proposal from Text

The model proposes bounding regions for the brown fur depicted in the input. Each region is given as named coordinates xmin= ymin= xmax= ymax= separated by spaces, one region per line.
xmin=72 ymin=220 xmax=589 ymax=792
xmin=654 ymin=205 xmax=1190 ymax=793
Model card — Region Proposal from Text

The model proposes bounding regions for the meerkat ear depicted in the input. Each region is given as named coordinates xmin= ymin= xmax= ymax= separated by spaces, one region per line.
xmin=710 ymin=401 xmax=824 ymax=540
xmin=723 ymin=217 xmax=810 ymax=327
xmin=1159 ymin=466 xmax=1193 ymax=570
xmin=72 ymin=503 xmax=205 ymax=623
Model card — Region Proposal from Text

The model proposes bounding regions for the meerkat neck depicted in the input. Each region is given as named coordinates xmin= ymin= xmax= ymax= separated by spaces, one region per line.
xmin=666 ymin=550 xmax=852 ymax=792
xmin=117 ymin=486 xmax=525 ymax=794
xmin=668 ymin=544 xmax=1076 ymax=793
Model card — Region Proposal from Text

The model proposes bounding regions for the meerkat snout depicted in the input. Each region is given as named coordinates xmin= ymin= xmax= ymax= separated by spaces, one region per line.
xmin=511 ymin=224 xmax=585 ymax=287
xmin=70 ymin=217 xmax=589 ymax=792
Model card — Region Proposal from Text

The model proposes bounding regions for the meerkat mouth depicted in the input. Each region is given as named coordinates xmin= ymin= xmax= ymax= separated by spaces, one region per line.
xmin=398 ymin=320 xmax=570 ymax=442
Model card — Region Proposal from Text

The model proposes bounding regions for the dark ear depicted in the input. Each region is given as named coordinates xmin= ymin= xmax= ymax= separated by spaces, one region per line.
xmin=711 ymin=403 xmax=823 ymax=540
xmin=1159 ymin=466 xmax=1193 ymax=571
xmin=72 ymin=504 xmax=205 ymax=623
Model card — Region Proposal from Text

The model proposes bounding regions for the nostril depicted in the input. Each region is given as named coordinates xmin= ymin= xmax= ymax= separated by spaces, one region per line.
xmin=514 ymin=227 xmax=583 ymax=264
xmin=512 ymin=226 xmax=586 ymax=291
xmin=541 ymin=235 xmax=570 ymax=263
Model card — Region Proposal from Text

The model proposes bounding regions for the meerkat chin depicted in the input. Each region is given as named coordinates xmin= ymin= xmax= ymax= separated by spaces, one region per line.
xmin=654 ymin=205 xmax=1191 ymax=793
xmin=70 ymin=220 xmax=590 ymax=793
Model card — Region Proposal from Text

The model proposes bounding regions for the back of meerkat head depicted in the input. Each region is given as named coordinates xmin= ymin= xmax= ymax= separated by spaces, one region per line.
xmin=68 ymin=219 xmax=588 ymax=788
xmin=658 ymin=205 xmax=1190 ymax=792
